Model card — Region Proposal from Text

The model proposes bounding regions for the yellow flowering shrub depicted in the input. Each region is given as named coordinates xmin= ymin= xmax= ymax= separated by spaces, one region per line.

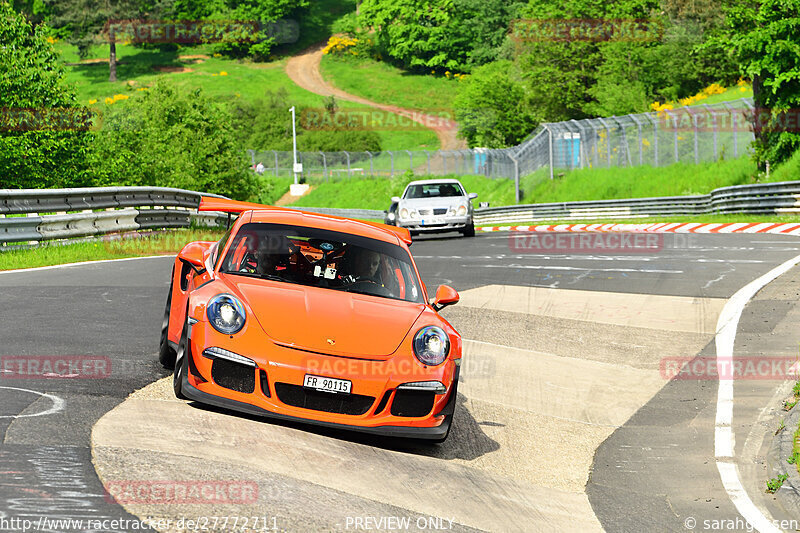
xmin=322 ymin=35 xmax=358 ymax=55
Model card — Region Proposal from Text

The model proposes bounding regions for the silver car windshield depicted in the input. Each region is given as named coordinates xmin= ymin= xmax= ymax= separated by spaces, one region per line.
xmin=404 ymin=183 xmax=464 ymax=199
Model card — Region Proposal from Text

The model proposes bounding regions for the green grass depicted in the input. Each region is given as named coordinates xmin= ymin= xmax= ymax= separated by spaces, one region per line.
xmin=0 ymin=229 xmax=225 ymax=271
xmin=521 ymin=157 xmax=762 ymax=204
xmin=320 ymin=55 xmax=461 ymax=112
xmin=56 ymin=42 xmax=437 ymax=151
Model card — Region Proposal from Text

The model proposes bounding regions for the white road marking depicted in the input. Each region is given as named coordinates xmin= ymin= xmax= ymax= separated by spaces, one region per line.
xmin=0 ymin=386 xmax=65 ymax=419
xmin=714 ymin=252 xmax=800 ymax=533
xmin=463 ymin=264 xmax=684 ymax=274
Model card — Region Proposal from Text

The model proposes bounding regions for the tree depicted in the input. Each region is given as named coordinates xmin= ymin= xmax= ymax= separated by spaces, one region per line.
xmin=727 ymin=0 xmax=800 ymax=168
xmin=0 ymin=1 xmax=92 ymax=188
xmin=90 ymin=80 xmax=257 ymax=199
xmin=46 ymin=0 xmax=144 ymax=82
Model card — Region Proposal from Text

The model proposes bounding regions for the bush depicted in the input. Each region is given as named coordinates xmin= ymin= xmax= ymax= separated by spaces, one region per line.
xmin=454 ymin=60 xmax=539 ymax=148
xmin=0 ymin=2 xmax=92 ymax=188
xmin=90 ymin=80 xmax=256 ymax=200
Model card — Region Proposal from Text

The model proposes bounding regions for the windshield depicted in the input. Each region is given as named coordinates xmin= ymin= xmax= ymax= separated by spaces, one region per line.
xmin=404 ymin=183 xmax=464 ymax=199
xmin=219 ymin=223 xmax=424 ymax=303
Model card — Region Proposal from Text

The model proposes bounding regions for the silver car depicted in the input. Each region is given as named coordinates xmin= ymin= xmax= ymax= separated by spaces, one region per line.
xmin=392 ymin=179 xmax=477 ymax=237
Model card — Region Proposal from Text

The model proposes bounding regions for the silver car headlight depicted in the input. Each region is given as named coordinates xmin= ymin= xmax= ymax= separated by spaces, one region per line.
xmin=207 ymin=294 xmax=246 ymax=335
xmin=457 ymin=205 xmax=467 ymax=216
xmin=413 ymin=326 xmax=450 ymax=366
xmin=447 ymin=207 xmax=456 ymax=216
xmin=409 ymin=209 xmax=418 ymax=219
xmin=400 ymin=208 xmax=409 ymax=219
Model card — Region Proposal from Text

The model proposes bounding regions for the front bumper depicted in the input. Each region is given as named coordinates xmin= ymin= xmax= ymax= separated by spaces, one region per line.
xmin=397 ymin=215 xmax=471 ymax=232
xmin=181 ymin=323 xmax=459 ymax=440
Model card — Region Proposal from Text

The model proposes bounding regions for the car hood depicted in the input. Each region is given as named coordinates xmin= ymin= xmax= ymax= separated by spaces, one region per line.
xmin=224 ymin=276 xmax=426 ymax=358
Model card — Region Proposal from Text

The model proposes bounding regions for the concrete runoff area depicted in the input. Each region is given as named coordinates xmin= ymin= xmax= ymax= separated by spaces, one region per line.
xmin=91 ymin=285 xmax=722 ymax=531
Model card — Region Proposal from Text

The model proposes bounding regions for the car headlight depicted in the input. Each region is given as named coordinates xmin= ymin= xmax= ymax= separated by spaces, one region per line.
xmin=387 ymin=212 xmax=396 ymax=221
xmin=409 ymin=209 xmax=418 ymax=219
xmin=207 ymin=294 xmax=246 ymax=335
xmin=413 ymin=326 xmax=450 ymax=366
xmin=447 ymin=207 xmax=456 ymax=216
xmin=400 ymin=208 xmax=409 ymax=219
xmin=457 ymin=205 xmax=467 ymax=216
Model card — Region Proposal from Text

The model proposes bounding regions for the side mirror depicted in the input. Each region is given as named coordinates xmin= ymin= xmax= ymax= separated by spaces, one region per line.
xmin=178 ymin=242 xmax=206 ymax=273
xmin=433 ymin=284 xmax=459 ymax=311
xmin=391 ymin=196 xmax=401 ymax=203
xmin=468 ymin=192 xmax=478 ymax=200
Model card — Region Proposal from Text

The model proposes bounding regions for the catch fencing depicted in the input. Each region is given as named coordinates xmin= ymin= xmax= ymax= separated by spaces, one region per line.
xmin=248 ymin=98 xmax=757 ymax=201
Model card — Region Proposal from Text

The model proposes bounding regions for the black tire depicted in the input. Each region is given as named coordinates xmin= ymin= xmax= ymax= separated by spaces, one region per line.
xmin=172 ymin=320 xmax=189 ymax=400
xmin=432 ymin=381 xmax=459 ymax=444
xmin=462 ymin=223 xmax=475 ymax=237
xmin=158 ymin=268 xmax=177 ymax=369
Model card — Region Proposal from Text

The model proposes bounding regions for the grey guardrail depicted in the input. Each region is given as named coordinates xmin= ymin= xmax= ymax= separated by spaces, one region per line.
xmin=283 ymin=206 xmax=385 ymax=220
xmin=473 ymin=180 xmax=800 ymax=225
xmin=0 ymin=187 xmax=228 ymax=245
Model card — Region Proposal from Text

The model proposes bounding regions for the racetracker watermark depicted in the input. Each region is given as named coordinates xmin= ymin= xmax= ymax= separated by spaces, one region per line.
xmin=661 ymin=356 xmax=800 ymax=381
xmin=0 ymin=107 xmax=94 ymax=131
xmin=103 ymin=480 xmax=259 ymax=505
xmin=510 ymin=18 xmax=664 ymax=43
xmin=509 ymin=232 xmax=663 ymax=254
xmin=103 ymin=19 xmax=299 ymax=44
xmin=299 ymin=108 xmax=459 ymax=132
xmin=1 ymin=356 xmax=111 ymax=379
xmin=302 ymin=354 xmax=493 ymax=381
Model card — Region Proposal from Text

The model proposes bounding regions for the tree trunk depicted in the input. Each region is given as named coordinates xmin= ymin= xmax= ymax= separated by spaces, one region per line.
xmin=109 ymin=38 xmax=117 ymax=82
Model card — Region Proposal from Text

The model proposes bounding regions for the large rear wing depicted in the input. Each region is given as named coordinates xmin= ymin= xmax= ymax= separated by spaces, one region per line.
xmin=198 ymin=197 xmax=412 ymax=245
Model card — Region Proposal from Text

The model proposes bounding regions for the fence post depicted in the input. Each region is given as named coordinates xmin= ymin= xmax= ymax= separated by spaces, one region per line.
xmin=425 ymin=151 xmax=431 ymax=175
xmin=442 ymin=152 xmax=447 ymax=174
xmin=723 ymin=102 xmax=736 ymax=159
xmin=345 ymin=151 xmax=351 ymax=178
xmin=652 ymin=115 xmax=659 ymax=167
xmin=546 ymin=125 xmax=554 ymax=179
xmin=320 ymin=151 xmax=327 ymax=181
xmin=273 ymin=150 xmax=279 ymax=177
xmin=692 ymin=109 xmax=699 ymax=164
xmin=247 ymin=149 xmax=255 ymax=167
xmin=369 ymin=152 xmax=374 ymax=176
xmin=704 ymin=104 xmax=718 ymax=160
xmin=389 ymin=151 xmax=394 ymax=177
xmin=406 ymin=150 xmax=413 ymax=174
xmin=665 ymin=110 xmax=678 ymax=163
xmin=597 ymin=117 xmax=612 ymax=167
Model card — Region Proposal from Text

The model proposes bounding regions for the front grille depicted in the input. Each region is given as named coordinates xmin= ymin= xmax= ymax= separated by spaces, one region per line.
xmin=433 ymin=208 xmax=448 ymax=215
xmin=211 ymin=358 xmax=255 ymax=393
xmin=418 ymin=208 xmax=432 ymax=216
xmin=275 ymin=383 xmax=374 ymax=416
xmin=390 ymin=389 xmax=435 ymax=418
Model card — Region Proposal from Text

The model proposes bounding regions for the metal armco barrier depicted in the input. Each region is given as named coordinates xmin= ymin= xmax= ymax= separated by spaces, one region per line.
xmin=285 ymin=206 xmax=385 ymax=220
xmin=0 ymin=187 xmax=226 ymax=245
xmin=473 ymin=180 xmax=800 ymax=225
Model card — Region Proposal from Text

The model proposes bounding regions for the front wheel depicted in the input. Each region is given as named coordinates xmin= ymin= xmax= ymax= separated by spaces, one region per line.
xmin=461 ymin=223 xmax=475 ymax=237
xmin=173 ymin=320 xmax=189 ymax=400
xmin=158 ymin=269 xmax=177 ymax=369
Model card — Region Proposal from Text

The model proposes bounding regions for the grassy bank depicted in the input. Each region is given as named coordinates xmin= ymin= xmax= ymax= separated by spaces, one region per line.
xmin=286 ymin=156 xmax=779 ymax=210
xmin=320 ymin=55 xmax=461 ymax=112
xmin=0 ymin=229 xmax=225 ymax=271
xmin=57 ymin=44 xmax=438 ymax=152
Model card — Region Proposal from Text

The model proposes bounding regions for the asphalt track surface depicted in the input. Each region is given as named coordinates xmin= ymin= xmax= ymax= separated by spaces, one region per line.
xmin=2 ymin=232 xmax=800 ymax=532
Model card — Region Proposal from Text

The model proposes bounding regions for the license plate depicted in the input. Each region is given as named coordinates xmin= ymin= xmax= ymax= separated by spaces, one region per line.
xmin=303 ymin=374 xmax=352 ymax=394
xmin=422 ymin=217 xmax=445 ymax=226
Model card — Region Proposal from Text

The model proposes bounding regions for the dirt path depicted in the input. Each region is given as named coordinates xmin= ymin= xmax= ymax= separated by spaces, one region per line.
xmin=285 ymin=43 xmax=466 ymax=151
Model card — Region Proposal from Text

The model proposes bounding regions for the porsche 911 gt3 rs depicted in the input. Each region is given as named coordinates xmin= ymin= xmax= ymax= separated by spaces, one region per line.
xmin=159 ymin=198 xmax=463 ymax=442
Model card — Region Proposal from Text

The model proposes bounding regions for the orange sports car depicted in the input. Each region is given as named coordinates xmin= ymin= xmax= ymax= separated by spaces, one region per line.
xmin=159 ymin=198 xmax=462 ymax=442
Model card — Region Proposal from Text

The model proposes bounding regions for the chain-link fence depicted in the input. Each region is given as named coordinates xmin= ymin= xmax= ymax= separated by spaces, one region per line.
xmin=247 ymin=98 xmax=756 ymax=200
